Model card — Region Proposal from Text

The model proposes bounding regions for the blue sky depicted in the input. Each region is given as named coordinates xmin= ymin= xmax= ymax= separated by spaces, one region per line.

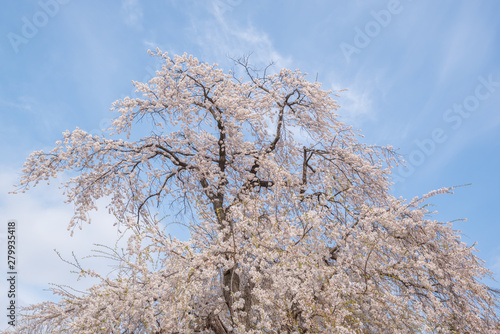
xmin=1 ymin=0 xmax=499 ymax=329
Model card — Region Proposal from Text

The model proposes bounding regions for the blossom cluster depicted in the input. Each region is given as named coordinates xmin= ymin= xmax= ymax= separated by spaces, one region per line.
xmin=11 ymin=51 xmax=499 ymax=333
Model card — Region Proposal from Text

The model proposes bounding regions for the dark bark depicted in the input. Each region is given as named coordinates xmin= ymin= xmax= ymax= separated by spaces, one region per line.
xmin=207 ymin=312 xmax=229 ymax=334
xmin=223 ymin=266 xmax=240 ymax=311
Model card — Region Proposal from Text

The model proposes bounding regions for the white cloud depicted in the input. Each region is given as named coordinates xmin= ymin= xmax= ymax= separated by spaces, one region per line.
xmin=209 ymin=0 xmax=243 ymax=23
xmin=332 ymin=85 xmax=374 ymax=125
xmin=328 ymin=71 xmax=378 ymax=128
xmin=0 ymin=168 xmax=129 ymax=330
xmin=436 ymin=3 xmax=496 ymax=86
xmin=185 ymin=3 xmax=291 ymax=71
xmin=0 ymin=96 xmax=32 ymax=111
xmin=121 ymin=0 xmax=143 ymax=28
xmin=486 ymin=250 xmax=500 ymax=288
xmin=143 ymin=39 xmax=158 ymax=50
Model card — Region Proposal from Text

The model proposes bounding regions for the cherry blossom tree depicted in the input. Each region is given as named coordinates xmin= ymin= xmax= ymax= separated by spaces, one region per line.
xmin=12 ymin=50 xmax=499 ymax=333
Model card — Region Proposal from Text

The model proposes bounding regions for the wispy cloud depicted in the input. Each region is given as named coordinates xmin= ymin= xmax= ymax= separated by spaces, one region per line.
xmin=143 ymin=39 xmax=158 ymax=50
xmin=121 ymin=0 xmax=143 ymax=29
xmin=184 ymin=2 xmax=291 ymax=70
xmin=436 ymin=4 xmax=496 ymax=86
xmin=488 ymin=249 xmax=500 ymax=285
xmin=0 ymin=96 xmax=32 ymax=111
xmin=0 ymin=169 xmax=129 ymax=329
xmin=330 ymin=82 xmax=375 ymax=127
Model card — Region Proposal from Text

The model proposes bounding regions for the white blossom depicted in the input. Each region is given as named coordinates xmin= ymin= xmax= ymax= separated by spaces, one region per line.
xmin=11 ymin=51 xmax=499 ymax=333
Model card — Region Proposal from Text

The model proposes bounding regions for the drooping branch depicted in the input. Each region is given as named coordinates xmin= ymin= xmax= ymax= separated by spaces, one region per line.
xmin=12 ymin=51 xmax=499 ymax=333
